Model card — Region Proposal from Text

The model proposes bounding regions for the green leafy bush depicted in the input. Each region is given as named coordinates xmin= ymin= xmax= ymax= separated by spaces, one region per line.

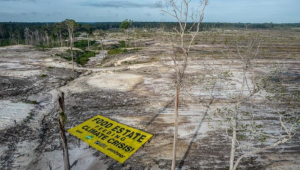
xmin=74 ymin=51 xmax=97 ymax=66
xmin=56 ymin=50 xmax=97 ymax=66
xmin=119 ymin=41 xmax=126 ymax=48
xmin=74 ymin=40 xmax=96 ymax=50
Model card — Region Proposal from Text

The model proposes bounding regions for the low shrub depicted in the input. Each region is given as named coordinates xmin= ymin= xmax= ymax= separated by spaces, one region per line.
xmin=107 ymin=48 xmax=128 ymax=55
xmin=75 ymin=51 xmax=97 ymax=65
xmin=119 ymin=41 xmax=126 ymax=48
xmin=57 ymin=50 xmax=97 ymax=66
xmin=74 ymin=40 xmax=96 ymax=50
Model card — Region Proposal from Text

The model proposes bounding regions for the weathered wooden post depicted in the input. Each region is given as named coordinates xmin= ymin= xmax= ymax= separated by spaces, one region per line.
xmin=58 ymin=92 xmax=70 ymax=170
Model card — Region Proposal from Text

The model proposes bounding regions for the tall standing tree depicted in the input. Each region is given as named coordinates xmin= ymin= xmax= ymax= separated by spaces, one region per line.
xmin=33 ymin=30 xmax=40 ymax=45
xmin=158 ymin=0 xmax=209 ymax=169
xmin=82 ymin=24 xmax=93 ymax=50
xmin=63 ymin=19 xmax=77 ymax=71
xmin=15 ymin=28 xmax=21 ymax=45
xmin=24 ymin=27 xmax=32 ymax=45
xmin=119 ymin=19 xmax=133 ymax=39
xmin=42 ymin=24 xmax=51 ymax=46
xmin=54 ymin=22 xmax=64 ymax=47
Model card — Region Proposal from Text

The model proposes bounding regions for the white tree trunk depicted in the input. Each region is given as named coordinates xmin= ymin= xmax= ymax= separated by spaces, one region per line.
xmin=230 ymin=113 xmax=237 ymax=170
xmin=172 ymin=85 xmax=180 ymax=170
xmin=71 ymin=36 xmax=74 ymax=71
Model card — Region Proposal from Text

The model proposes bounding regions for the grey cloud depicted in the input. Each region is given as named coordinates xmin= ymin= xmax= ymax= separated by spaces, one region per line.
xmin=83 ymin=1 xmax=157 ymax=8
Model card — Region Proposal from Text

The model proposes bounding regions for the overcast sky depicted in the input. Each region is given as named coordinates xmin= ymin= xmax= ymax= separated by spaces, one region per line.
xmin=0 ymin=0 xmax=299 ymax=23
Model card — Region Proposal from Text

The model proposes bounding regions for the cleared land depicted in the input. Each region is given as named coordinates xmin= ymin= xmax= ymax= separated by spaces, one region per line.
xmin=0 ymin=29 xmax=300 ymax=170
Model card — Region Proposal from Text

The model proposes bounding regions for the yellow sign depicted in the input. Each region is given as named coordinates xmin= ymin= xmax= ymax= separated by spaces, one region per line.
xmin=68 ymin=115 xmax=153 ymax=163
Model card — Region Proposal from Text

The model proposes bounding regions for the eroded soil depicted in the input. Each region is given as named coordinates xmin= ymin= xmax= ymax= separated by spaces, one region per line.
xmin=0 ymin=29 xmax=300 ymax=170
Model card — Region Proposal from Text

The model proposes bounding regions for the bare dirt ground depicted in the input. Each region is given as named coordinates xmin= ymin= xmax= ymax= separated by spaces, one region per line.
xmin=0 ymin=29 xmax=300 ymax=170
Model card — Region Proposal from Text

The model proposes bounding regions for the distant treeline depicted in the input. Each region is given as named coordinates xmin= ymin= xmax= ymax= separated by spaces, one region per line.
xmin=90 ymin=22 xmax=300 ymax=30
xmin=0 ymin=22 xmax=300 ymax=46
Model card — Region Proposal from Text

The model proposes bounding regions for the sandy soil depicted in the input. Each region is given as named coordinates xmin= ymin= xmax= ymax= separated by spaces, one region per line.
xmin=1 ymin=29 xmax=300 ymax=170
xmin=0 ymin=101 xmax=34 ymax=131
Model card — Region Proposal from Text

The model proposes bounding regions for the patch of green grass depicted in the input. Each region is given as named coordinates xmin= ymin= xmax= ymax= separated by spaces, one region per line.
xmin=107 ymin=48 xmax=128 ymax=55
xmin=107 ymin=48 xmax=141 ymax=56
xmin=40 ymin=74 xmax=48 ymax=78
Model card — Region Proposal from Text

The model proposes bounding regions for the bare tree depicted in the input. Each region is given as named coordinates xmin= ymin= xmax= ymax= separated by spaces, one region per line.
xmin=63 ymin=19 xmax=77 ymax=71
xmin=24 ymin=27 xmax=31 ymax=45
xmin=214 ymin=34 xmax=300 ymax=170
xmin=133 ymin=27 xmax=140 ymax=48
xmin=42 ymin=25 xmax=50 ymax=46
xmin=33 ymin=30 xmax=40 ymax=45
xmin=93 ymin=29 xmax=107 ymax=51
xmin=158 ymin=0 xmax=209 ymax=169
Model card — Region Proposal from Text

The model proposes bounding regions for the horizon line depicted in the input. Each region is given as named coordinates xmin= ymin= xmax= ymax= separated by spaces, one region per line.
xmin=0 ymin=21 xmax=300 ymax=24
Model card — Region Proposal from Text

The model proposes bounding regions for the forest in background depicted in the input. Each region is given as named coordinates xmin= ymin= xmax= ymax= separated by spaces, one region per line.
xmin=1 ymin=21 xmax=300 ymax=47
